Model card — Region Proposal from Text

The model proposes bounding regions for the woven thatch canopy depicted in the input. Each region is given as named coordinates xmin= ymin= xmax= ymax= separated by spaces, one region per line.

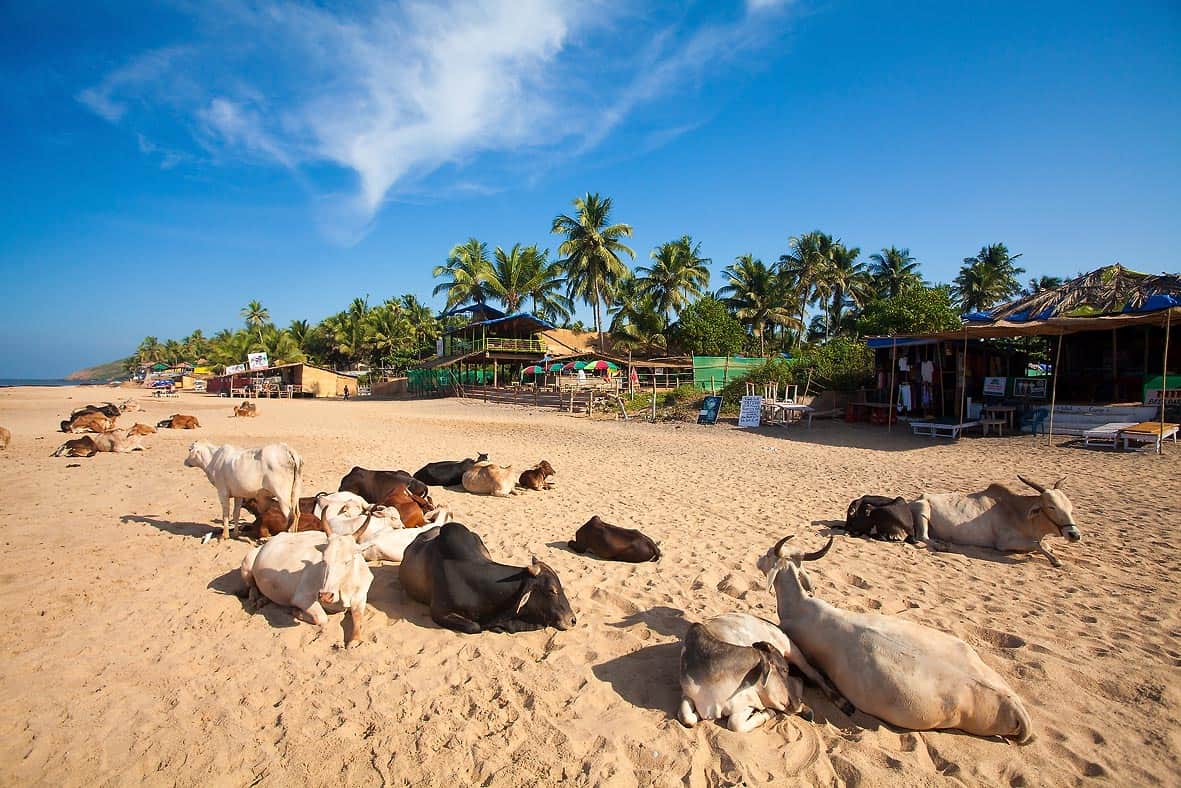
xmin=986 ymin=264 xmax=1181 ymax=323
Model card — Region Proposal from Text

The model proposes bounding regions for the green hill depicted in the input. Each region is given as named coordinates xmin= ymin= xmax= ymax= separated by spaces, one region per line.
xmin=66 ymin=358 xmax=130 ymax=381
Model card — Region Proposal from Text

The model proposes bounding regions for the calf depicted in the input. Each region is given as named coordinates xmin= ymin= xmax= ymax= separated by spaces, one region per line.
xmin=462 ymin=462 xmax=517 ymax=497
xmin=518 ymin=460 xmax=556 ymax=491
xmin=845 ymin=495 xmax=914 ymax=542
xmin=126 ymin=423 xmax=157 ymax=436
xmin=569 ymin=516 xmax=660 ymax=562
xmin=679 ymin=613 xmax=814 ymax=732
xmin=52 ymin=430 xmax=145 ymax=457
xmin=232 ymin=402 xmax=257 ymax=417
xmin=399 ymin=522 xmax=576 ymax=634
xmin=240 ymin=515 xmax=375 ymax=647
xmin=241 ymin=494 xmax=324 ymax=538
xmin=158 ymin=414 xmax=201 ymax=429
xmin=61 ymin=412 xmax=115 ymax=433
xmin=412 ymin=453 xmax=488 ymax=487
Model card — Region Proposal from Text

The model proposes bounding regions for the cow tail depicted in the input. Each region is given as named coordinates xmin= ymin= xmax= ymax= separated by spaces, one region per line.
xmin=288 ymin=447 xmax=303 ymax=529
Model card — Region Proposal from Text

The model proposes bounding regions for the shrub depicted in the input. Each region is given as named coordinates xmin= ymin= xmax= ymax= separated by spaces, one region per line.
xmin=670 ymin=298 xmax=747 ymax=356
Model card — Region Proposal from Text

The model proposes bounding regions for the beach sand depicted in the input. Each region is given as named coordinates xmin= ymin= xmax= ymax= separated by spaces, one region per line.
xmin=0 ymin=386 xmax=1178 ymax=786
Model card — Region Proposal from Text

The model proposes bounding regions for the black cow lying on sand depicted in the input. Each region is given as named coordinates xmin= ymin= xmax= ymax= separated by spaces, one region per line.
xmin=569 ymin=516 xmax=661 ymax=562
xmin=399 ymin=522 xmax=577 ymax=634
xmin=845 ymin=495 xmax=915 ymax=542
xmin=412 ymin=453 xmax=488 ymax=487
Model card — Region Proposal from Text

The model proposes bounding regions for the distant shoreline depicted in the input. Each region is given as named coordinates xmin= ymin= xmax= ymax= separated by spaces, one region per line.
xmin=0 ymin=379 xmax=110 ymax=388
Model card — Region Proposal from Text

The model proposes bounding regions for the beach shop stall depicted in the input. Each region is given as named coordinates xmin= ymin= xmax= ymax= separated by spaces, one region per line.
xmin=863 ymin=265 xmax=1181 ymax=440
xmin=207 ymin=362 xmax=357 ymax=398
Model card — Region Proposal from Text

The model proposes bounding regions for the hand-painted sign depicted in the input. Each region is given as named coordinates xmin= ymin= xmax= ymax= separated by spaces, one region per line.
xmin=738 ymin=395 xmax=762 ymax=427
xmin=247 ymin=352 xmax=269 ymax=371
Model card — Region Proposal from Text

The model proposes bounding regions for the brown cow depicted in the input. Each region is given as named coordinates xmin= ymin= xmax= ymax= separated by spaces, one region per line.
xmin=126 ymin=423 xmax=157 ymax=436
xmin=242 ymin=495 xmax=324 ymax=538
xmin=60 ymin=412 xmax=116 ymax=433
xmin=157 ymin=414 xmax=201 ymax=429
xmin=518 ymin=460 xmax=556 ymax=491
xmin=0 ymin=426 xmax=10 ymax=450
xmin=569 ymin=516 xmax=661 ymax=562
xmin=52 ymin=430 xmax=146 ymax=457
xmin=232 ymin=402 xmax=258 ymax=417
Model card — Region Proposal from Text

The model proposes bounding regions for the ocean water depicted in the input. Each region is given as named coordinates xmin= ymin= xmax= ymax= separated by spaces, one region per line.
xmin=0 ymin=378 xmax=106 ymax=387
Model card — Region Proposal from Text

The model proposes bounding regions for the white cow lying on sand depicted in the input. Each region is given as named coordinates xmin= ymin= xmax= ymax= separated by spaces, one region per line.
xmin=184 ymin=441 xmax=303 ymax=541
xmin=758 ymin=535 xmax=1033 ymax=742
xmin=911 ymin=475 xmax=1082 ymax=567
xmin=679 ymin=613 xmax=851 ymax=732
xmin=462 ymin=462 xmax=517 ymax=497
xmin=322 ymin=505 xmax=441 ymax=563
xmin=240 ymin=515 xmax=375 ymax=647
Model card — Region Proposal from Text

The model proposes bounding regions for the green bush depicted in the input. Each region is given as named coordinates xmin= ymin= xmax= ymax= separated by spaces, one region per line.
xmin=670 ymin=298 xmax=747 ymax=356
xmin=856 ymin=286 xmax=961 ymax=337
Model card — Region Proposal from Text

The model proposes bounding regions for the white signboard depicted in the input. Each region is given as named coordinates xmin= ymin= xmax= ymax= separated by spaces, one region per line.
xmin=738 ymin=395 xmax=763 ymax=428
xmin=247 ymin=352 xmax=270 ymax=371
xmin=225 ymin=363 xmax=247 ymax=375
xmin=1145 ymin=387 xmax=1181 ymax=407
xmin=983 ymin=377 xmax=1006 ymax=397
xmin=436 ymin=337 xmax=444 ymax=357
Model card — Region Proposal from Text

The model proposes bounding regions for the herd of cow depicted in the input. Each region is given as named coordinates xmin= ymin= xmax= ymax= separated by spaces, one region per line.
xmin=36 ymin=399 xmax=1087 ymax=743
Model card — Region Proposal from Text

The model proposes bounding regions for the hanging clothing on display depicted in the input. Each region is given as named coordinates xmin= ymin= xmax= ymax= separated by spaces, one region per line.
xmin=897 ymin=383 xmax=913 ymax=412
xmin=898 ymin=357 xmax=910 ymax=372
xmin=921 ymin=382 xmax=933 ymax=408
xmin=921 ymin=360 xmax=934 ymax=384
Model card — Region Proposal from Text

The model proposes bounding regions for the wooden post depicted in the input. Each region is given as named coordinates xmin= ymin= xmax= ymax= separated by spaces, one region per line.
xmin=888 ymin=337 xmax=897 ymax=432
xmin=569 ymin=384 xmax=575 ymax=414
xmin=1160 ymin=309 xmax=1172 ymax=455
xmin=651 ymin=369 xmax=657 ymax=421
xmin=723 ymin=356 xmax=730 ymax=390
xmin=1112 ymin=328 xmax=1118 ymax=400
xmin=959 ymin=328 xmax=968 ymax=426
xmin=1047 ymin=332 xmax=1064 ymax=446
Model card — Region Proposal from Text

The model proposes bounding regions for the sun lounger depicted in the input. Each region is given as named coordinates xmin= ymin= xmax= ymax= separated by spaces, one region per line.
xmin=1120 ymin=421 xmax=1180 ymax=452
xmin=1082 ymin=422 xmax=1139 ymax=448
xmin=910 ymin=420 xmax=980 ymax=439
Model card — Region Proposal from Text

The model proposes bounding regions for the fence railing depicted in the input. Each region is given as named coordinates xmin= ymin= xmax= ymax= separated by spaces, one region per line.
xmin=444 ymin=336 xmax=547 ymax=356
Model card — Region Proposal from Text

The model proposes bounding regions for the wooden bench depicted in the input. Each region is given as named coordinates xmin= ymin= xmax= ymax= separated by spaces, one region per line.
xmin=1121 ymin=421 xmax=1180 ymax=453
xmin=910 ymin=420 xmax=981 ymax=439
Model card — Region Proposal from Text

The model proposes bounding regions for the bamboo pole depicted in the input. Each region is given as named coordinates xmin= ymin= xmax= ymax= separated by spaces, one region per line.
xmin=1112 ymin=328 xmax=1118 ymax=400
xmin=1047 ymin=332 xmax=1063 ymax=446
xmin=887 ymin=337 xmax=897 ymax=432
xmin=959 ymin=328 xmax=968 ymax=425
xmin=651 ymin=369 xmax=657 ymax=421
xmin=1160 ymin=309 xmax=1172 ymax=455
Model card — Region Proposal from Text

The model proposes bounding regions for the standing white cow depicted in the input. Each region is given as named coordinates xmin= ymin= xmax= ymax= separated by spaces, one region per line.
xmin=184 ymin=441 xmax=303 ymax=541
xmin=240 ymin=514 xmax=374 ymax=647
xmin=758 ymin=534 xmax=1033 ymax=742
xmin=911 ymin=476 xmax=1082 ymax=567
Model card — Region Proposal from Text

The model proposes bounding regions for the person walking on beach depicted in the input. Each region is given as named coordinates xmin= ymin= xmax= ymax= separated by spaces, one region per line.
xmin=343 ymin=385 xmax=350 ymax=401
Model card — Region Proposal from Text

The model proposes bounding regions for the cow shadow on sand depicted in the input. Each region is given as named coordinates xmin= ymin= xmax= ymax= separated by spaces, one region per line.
xmin=593 ymin=642 xmax=683 ymax=715
xmin=207 ymin=568 xmax=299 ymax=629
xmin=121 ymin=514 xmax=221 ymax=540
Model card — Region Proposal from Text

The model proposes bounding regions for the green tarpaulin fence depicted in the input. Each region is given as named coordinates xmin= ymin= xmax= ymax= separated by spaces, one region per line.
xmin=691 ymin=356 xmax=767 ymax=390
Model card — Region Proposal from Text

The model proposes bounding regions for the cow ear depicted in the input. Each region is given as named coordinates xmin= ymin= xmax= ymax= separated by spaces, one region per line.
xmin=515 ymin=589 xmax=532 ymax=614
xmin=1028 ymin=504 xmax=1042 ymax=522
xmin=765 ymin=565 xmax=781 ymax=593
xmin=799 ymin=570 xmax=814 ymax=594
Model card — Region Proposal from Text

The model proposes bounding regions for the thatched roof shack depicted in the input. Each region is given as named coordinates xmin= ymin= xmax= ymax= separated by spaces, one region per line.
xmin=865 ymin=265 xmax=1180 ymax=412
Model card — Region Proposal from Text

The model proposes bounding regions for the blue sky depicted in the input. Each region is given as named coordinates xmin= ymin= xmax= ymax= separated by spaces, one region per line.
xmin=2 ymin=1 xmax=1178 ymax=377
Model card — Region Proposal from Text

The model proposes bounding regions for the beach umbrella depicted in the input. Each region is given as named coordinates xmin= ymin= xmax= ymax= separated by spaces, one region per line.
xmin=562 ymin=361 xmax=581 ymax=371
xmin=584 ymin=360 xmax=619 ymax=372
xmin=547 ymin=363 xmax=565 ymax=373
xmin=521 ymin=365 xmax=544 ymax=375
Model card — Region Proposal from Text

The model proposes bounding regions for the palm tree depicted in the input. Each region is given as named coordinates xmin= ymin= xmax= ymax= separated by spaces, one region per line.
xmin=286 ymin=319 xmax=316 ymax=355
xmin=520 ymin=246 xmax=573 ymax=323
xmin=484 ymin=243 xmax=534 ymax=313
xmin=433 ymin=238 xmax=492 ymax=310
xmin=778 ymin=231 xmax=837 ymax=344
xmin=240 ymin=300 xmax=270 ymax=342
xmin=367 ymin=303 xmax=412 ymax=367
xmin=182 ymin=329 xmax=208 ymax=361
xmin=136 ymin=336 xmax=164 ymax=365
xmin=823 ymin=243 xmax=869 ymax=338
xmin=1023 ymin=275 xmax=1063 ymax=296
xmin=636 ymin=235 xmax=711 ymax=318
xmin=608 ymin=275 xmax=668 ymax=353
xmin=954 ymin=244 xmax=1025 ymax=312
xmin=717 ymin=254 xmax=800 ymax=356
xmin=551 ymin=193 xmax=635 ymax=351
xmin=162 ymin=339 xmax=183 ymax=366
xmin=209 ymin=329 xmax=253 ymax=369
xmin=396 ymin=294 xmax=439 ymax=357
xmin=255 ymin=325 xmax=305 ymax=365
xmin=868 ymin=246 xmax=922 ymax=298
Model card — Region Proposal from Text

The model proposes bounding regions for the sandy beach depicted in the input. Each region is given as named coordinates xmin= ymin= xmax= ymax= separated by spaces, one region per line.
xmin=0 ymin=386 xmax=1178 ymax=786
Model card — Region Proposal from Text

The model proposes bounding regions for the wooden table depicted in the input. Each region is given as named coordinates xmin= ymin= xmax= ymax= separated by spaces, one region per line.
xmin=982 ymin=404 xmax=1017 ymax=430
xmin=1121 ymin=422 xmax=1180 ymax=453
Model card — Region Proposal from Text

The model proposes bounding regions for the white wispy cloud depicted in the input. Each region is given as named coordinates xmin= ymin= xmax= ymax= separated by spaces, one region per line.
xmin=77 ymin=1 xmax=795 ymax=244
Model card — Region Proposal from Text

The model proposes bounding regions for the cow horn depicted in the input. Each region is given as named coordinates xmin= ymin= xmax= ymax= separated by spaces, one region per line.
xmin=352 ymin=511 xmax=374 ymax=542
xmin=773 ymin=535 xmax=795 ymax=558
xmin=318 ymin=506 xmax=329 ymax=533
xmin=800 ymin=536 xmax=834 ymax=562
xmin=526 ymin=558 xmax=541 ymax=576
xmin=1017 ymin=475 xmax=1046 ymax=493
xmin=1054 ymin=475 xmax=1067 ymax=489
